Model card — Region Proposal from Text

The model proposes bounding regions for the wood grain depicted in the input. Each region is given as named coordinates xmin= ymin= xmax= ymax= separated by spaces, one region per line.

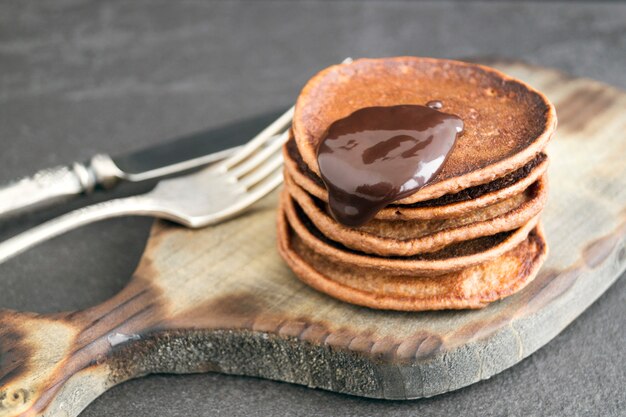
xmin=1 ymin=62 xmax=625 ymax=417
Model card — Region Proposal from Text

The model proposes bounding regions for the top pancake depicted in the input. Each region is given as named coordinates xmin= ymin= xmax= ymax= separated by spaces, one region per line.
xmin=293 ymin=57 xmax=557 ymax=203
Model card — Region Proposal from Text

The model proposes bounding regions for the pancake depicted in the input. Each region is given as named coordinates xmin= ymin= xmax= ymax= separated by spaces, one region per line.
xmin=292 ymin=57 xmax=556 ymax=203
xmin=284 ymin=137 xmax=549 ymax=220
xmin=285 ymin=172 xmax=547 ymax=256
xmin=277 ymin=200 xmax=548 ymax=311
xmin=280 ymin=190 xmax=541 ymax=276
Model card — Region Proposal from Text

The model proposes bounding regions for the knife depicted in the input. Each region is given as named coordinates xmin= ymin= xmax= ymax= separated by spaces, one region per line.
xmin=0 ymin=108 xmax=287 ymax=219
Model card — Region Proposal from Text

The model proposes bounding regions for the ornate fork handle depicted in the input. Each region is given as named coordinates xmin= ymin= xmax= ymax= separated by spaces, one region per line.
xmin=0 ymin=155 xmax=123 ymax=219
xmin=0 ymin=196 xmax=154 ymax=264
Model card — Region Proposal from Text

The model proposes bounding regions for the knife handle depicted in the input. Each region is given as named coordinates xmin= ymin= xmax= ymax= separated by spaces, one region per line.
xmin=0 ymin=154 xmax=123 ymax=219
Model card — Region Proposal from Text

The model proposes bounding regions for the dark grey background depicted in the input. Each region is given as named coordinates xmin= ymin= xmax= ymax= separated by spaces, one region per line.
xmin=1 ymin=1 xmax=625 ymax=416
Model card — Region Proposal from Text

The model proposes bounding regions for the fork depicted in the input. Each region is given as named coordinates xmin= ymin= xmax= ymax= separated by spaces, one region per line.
xmin=0 ymin=107 xmax=294 ymax=264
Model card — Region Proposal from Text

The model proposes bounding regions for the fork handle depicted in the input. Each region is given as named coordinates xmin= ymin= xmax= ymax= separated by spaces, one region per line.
xmin=0 ymin=196 xmax=153 ymax=264
xmin=0 ymin=154 xmax=124 ymax=220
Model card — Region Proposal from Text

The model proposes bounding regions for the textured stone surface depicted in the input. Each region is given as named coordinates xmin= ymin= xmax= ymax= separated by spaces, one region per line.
xmin=0 ymin=1 xmax=624 ymax=416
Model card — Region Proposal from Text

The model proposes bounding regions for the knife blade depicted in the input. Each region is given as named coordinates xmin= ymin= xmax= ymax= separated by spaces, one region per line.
xmin=0 ymin=108 xmax=288 ymax=219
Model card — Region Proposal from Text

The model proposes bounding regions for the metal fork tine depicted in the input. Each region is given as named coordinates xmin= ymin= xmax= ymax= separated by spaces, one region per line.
xmin=245 ymin=171 xmax=283 ymax=199
xmin=239 ymin=152 xmax=283 ymax=189
xmin=212 ymin=170 xmax=283 ymax=225
xmin=230 ymin=130 xmax=289 ymax=179
xmin=220 ymin=106 xmax=294 ymax=170
xmin=221 ymin=58 xmax=351 ymax=176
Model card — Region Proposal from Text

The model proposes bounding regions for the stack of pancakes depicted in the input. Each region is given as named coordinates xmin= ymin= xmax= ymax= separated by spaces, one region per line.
xmin=277 ymin=57 xmax=557 ymax=311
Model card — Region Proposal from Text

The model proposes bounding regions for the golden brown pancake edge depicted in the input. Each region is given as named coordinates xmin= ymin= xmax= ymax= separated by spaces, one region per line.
xmin=280 ymin=189 xmax=541 ymax=276
xmin=283 ymin=137 xmax=549 ymax=220
xmin=285 ymin=172 xmax=548 ymax=257
xmin=292 ymin=57 xmax=557 ymax=203
xmin=277 ymin=196 xmax=548 ymax=311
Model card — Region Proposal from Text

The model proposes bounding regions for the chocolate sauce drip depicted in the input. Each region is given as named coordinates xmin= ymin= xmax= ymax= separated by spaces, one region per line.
xmin=316 ymin=104 xmax=463 ymax=227
xmin=426 ymin=100 xmax=443 ymax=109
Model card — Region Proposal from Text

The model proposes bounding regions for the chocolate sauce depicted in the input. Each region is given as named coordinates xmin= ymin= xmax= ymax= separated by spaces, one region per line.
xmin=426 ymin=100 xmax=443 ymax=109
xmin=316 ymin=104 xmax=463 ymax=227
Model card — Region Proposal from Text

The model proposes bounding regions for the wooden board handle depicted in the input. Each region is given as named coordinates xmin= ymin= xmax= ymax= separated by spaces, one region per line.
xmin=0 ymin=276 xmax=160 ymax=417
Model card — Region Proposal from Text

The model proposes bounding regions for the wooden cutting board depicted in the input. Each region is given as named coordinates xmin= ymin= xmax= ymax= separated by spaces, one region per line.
xmin=1 ymin=61 xmax=625 ymax=417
